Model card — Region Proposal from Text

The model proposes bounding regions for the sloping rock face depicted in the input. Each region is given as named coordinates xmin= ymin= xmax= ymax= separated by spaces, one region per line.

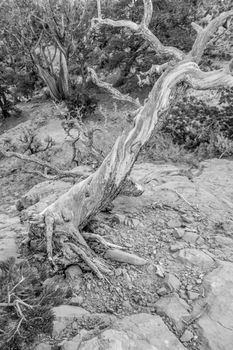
xmin=113 ymin=159 xmax=233 ymax=222
xmin=198 ymin=262 xmax=233 ymax=350
xmin=79 ymin=313 xmax=185 ymax=350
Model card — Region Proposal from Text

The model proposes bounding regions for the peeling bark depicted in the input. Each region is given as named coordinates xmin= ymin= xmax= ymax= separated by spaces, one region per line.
xmin=25 ymin=3 xmax=233 ymax=277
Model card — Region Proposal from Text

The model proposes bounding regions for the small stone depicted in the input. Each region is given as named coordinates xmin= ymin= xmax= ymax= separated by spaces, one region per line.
xmin=182 ymin=231 xmax=199 ymax=244
xmin=65 ymin=265 xmax=82 ymax=280
xmin=115 ymin=268 xmax=122 ymax=277
xmin=69 ymin=296 xmax=84 ymax=306
xmin=181 ymin=215 xmax=194 ymax=224
xmin=112 ymin=214 xmax=126 ymax=224
xmin=187 ymin=291 xmax=199 ymax=300
xmin=167 ymin=218 xmax=181 ymax=228
xmin=157 ymin=287 xmax=167 ymax=296
xmin=196 ymin=279 xmax=202 ymax=285
xmin=174 ymin=228 xmax=185 ymax=239
xmin=165 ymin=273 xmax=181 ymax=291
xmin=179 ymin=290 xmax=187 ymax=299
xmin=105 ymin=249 xmax=147 ymax=265
xmin=180 ymin=329 xmax=194 ymax=342
xmin=196 ymin=237 xmax=205 ymax=245
xmin=170 ymin=242 xmax=186 ymax=252
xmin=122 ymin=300 xmax=132 ymax=310
xmin=155 ymin=264 xmax=165 ymax=277
xmin=186 ymin=284 xmax=193 ymax=291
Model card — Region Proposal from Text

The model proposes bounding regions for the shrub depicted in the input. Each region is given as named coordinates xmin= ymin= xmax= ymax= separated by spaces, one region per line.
xmin=66 ymin=83 xmax=98 ymax=119
xmin=161 ymin=88 xmax=233 ymax=158
xmin=0 ymin=257 xmax=66 ymax=350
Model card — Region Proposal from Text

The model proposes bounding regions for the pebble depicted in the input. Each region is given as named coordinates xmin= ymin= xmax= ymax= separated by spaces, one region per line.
xmin=170 ymin=242 xmax=186 ymax=252
xmin=179 ymin=290 xmax=187 ymax=299
xmin=187 ymin=291 xmax=199 ymax=300
xmin=180 ymin=329 xmax=194 ymax=342
xmin=115 ymin=268 xmax=122 ymax=277
xmin=65 ymin=265 xmax=82 ymax=280
xmin=182 ymin=231 xmax=199 ymax=244
xmin=196 ymin=279 xmax=202 ymax=285
xmin=186 ymin=284 xmax=193 ymax=291
xmin=181 ymin=215 xmax=194 ymax=224
xmin=69 ymin=296 xmax=84 ymax=306
xmin=165 ymin=273 xmax=181 ymax=292
xmin=167 ymin=218 xmax=181 ymax=228
xmin=122 ymin=300 xmax=132 ymax=310
xmin=157 ymin=287 xmax=167 ymax=296
xmin=173 ymin=228 xmax=185 ymax=239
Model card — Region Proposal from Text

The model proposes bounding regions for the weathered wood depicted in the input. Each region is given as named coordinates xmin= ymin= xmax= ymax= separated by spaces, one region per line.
xmin=26 ymin=5 xmax=233 ymax=277
xmin=93 ymin=0 xmax=184 ymax=61
xmin=189 ymin=10 xmax=233 ymax=63
xmin=88 ymin=67 xmax=141 ymax=108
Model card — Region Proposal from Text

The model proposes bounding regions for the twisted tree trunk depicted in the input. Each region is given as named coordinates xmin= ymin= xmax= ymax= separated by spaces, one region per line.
xmin=24 ymin=1 xmax=233 ymax=278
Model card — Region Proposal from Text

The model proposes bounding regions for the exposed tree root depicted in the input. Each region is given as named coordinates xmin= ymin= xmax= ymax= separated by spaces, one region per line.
xmin=21 ymin=2 xmax=233 ymax=280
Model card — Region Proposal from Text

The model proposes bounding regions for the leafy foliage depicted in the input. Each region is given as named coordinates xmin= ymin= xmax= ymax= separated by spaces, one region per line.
xmin=162 ymin=88 xmax=233 ymax=158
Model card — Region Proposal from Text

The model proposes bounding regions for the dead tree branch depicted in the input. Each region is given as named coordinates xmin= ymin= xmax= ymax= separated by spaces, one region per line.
xmin=25 ymin=7 xmax=233 ymax=278
xmin=93 ymin=0 xmax=184 ymax=61
xmin=0 ymin=148 xmax=90 ymax=179
xmin=87 ymin=67 xmax=141 ymax=108
xmin=189 ymin=10 xmax=233 ymax=63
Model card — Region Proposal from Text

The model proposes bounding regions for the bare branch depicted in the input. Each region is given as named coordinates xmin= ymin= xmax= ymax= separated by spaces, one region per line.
xmin=0 ymin=149 xmax=90 ymax=178
xmin=87 ymin=67 xmax=141 ymax=108
xmin=93 ymin=4 xmax=184 ymax=61
xmin=142 ymin=0 xmax=153 ymax=27
xmin=189 ymin=10 xmax=233 ymax=63
xmin=141 ymin=62 xmax=172 ymax=76
xmin=25 ymin=170 xmax=75 ymax=181
xmin=96 ymin=0 xmax=102 ymax=19
xmin=183 ymin=64 xmax=233 ymax=90
xmin=191 ymin=22 xmax=203 ymax=34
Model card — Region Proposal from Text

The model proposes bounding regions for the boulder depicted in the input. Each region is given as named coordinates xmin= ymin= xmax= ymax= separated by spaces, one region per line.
xmin=197 ymin=262 xmax=233 ymax=350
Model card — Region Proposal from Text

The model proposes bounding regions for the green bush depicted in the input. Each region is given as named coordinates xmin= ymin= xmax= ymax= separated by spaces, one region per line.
xmin=162 ymin=88 xmax=233 ymax=158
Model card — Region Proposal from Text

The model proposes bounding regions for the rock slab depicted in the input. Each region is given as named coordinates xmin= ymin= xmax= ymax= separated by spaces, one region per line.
xmin=198 ymin=262 xmax=233 ymax=350
xmin=79 ymin=313 xmax=185 ymax=350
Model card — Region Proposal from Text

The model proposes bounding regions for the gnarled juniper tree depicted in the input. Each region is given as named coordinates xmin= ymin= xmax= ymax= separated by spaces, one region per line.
xmin=9 ymin=1 xmax=233 ymax=278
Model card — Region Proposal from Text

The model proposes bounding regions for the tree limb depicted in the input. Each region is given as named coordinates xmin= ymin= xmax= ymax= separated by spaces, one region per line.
xmin=142 ymin=0 xmax=153 ymax=27
xmin=87 ymin=67 xmax=141 ymax=108
xmin=93 ymin=2 xmax=184 ymax=61
xmin=189 ymin=10 xmax=233 ymax=63
xmin=0 ymin=149 xmax=90 ymax=179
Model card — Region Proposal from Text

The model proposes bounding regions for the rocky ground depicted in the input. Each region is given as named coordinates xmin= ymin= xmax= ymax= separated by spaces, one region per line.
xmin=1 ymin=100 xmax=233 ymax=350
